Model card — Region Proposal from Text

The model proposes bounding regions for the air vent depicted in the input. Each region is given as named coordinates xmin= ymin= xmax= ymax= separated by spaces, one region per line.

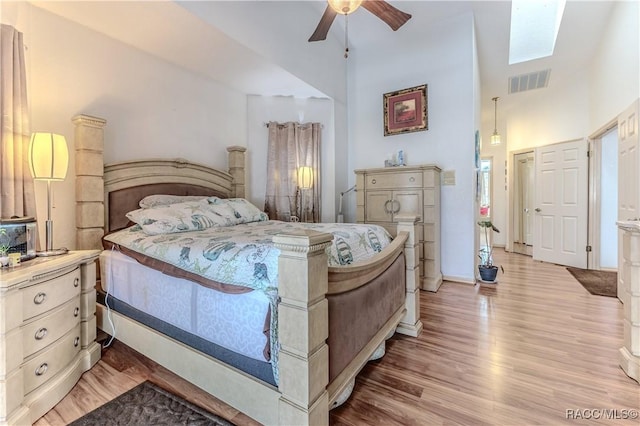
xmin=508 ymin=69 xmax=551 ymax=94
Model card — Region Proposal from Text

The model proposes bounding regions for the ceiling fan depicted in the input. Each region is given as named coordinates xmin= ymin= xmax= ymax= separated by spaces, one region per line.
xmin=309 ymin=0 xmax=412 ymax=42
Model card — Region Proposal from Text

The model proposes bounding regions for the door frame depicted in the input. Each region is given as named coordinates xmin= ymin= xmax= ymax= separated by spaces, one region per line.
xmin=506 ymin=147 xmax=536 ymax=254
xmin=588 ymin=118 xmax=618 ymax=271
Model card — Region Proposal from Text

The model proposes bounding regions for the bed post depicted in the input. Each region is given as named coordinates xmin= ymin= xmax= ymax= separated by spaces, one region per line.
xmin=395 ymin=216 xmax=423 ymax=337
xmin=273 ymin=230 xmax=334 ymax=426
xmin=73 ymin=114 xmax=107 ymax=250
xmin=226 ymin=146 xmax=246 ymax=198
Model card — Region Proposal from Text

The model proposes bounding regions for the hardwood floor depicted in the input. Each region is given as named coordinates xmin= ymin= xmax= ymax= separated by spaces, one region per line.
xmin=35 ymin=249 xmax=639 ymax=425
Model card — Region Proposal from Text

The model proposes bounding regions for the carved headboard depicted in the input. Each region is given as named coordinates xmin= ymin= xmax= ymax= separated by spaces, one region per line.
xmin=73 ymin=114 xmax=246 ymax=249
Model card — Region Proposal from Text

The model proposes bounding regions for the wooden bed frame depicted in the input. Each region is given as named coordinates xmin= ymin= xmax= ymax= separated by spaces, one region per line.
xmin=73 ymin=114 xmax=422 ymax=425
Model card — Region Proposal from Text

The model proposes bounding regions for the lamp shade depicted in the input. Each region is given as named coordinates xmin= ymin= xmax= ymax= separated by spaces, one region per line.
xmin=328 ymin=0 xmax=363 ymax=14
xmin=297 ymin=166 xmax=314 ymax=190
xmin=29 ymin=133 xmax=69 ymax=181
xmin=490 ymin=132 xmax=501 ymax=145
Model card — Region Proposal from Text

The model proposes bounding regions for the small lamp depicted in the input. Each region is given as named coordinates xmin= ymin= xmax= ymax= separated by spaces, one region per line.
xmin=297 ymin=166 xmax=314 ymax=222
xmin=337 ymin=185 xmax=356 ymax=223
xmin=29 ymin=132 xmax=69 ymax=256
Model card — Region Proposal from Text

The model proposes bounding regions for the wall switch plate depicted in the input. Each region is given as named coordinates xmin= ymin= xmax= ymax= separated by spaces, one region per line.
xmin=442 ymin=170 xmax=456 ymax=185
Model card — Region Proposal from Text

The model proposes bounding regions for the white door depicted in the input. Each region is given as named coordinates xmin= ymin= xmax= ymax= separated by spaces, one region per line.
xmin=618 ymin=100 xmax=639 ymax=300
xmin=533 ymin=139 xmax=588 ymax=268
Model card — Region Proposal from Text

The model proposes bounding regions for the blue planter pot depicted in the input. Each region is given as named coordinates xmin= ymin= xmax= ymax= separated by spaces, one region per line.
xmin=478 ymin=265 xmax=498 ymax=282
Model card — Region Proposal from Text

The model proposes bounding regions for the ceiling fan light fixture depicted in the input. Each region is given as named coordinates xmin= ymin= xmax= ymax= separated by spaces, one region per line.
xmin=328 ymin=0 xmax=363 ymax=15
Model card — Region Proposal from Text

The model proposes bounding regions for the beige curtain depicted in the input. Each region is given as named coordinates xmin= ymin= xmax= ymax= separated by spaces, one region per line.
xmin=264 ymin=121 xmax=321 ymax=222
xmin=1 ymin=24 xmax=36 ymax=219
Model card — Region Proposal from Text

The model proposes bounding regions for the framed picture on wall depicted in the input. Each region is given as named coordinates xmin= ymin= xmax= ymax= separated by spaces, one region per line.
xmin=383 ymin=84 xmax=428 ymax=136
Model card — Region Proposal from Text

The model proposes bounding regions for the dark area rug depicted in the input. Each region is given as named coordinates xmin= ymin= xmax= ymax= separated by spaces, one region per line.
xmin=69 ymin=381 xmax=235 ymax=426
xmin=566 ymin=267 xmax=617 ymax=297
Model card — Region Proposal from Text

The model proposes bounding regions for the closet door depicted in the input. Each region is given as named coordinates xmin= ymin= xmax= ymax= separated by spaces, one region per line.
xmin=533 ymin=139 xmax=588 ymax=268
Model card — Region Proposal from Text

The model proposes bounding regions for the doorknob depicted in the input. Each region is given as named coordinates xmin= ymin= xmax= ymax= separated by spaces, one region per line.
xmin=524 ymin=208 xmax=529 ymax=213
xmin=535 ymin=208 xmax=541 ymax=213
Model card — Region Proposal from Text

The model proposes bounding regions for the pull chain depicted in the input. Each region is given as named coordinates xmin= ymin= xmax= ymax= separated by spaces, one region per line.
xmin=344 ymin=13 xmax=349 ymax=59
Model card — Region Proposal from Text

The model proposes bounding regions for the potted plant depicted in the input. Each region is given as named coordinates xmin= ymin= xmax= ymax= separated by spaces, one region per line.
xmin=0 ymin=229 xmax=9 ymax=267
xmin=478 ymin=220 xmax=500 ymax=282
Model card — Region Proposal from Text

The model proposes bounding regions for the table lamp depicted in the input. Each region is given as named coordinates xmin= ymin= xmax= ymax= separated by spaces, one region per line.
xmin=29 ymin=132 xmax=69 ymax=256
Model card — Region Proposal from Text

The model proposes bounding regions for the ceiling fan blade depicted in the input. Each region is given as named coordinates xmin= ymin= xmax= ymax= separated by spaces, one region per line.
xmin=309 ymin=5 xmax=338 ymax=42
xmin=362 ymin=0 xmax=412 ymax=31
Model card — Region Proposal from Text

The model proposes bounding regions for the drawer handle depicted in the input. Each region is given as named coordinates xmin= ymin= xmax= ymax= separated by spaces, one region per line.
xmin=35 ymin=363 xmax=48 ymax=376
xmin=371 ymin=179 xmax=376 ymax=184
xmin=409 ymin=177 xmax=415 ymax=182
xmin=33 ymin=292 xmax=47 ymax=305
xmin=34 ymin=327 xmax=48 ymax=340
xmin=73 ymin=277 xmax=80 ymax=288
xmin=74 ymin=336 xmax=80 ymax=347
xmin=384 ymin=200 xmax=392 ymax=215
xmin=393 ymin=200 xmax=401 ymax=214
xmin=74 ymin=307 xmax=80 ymax=317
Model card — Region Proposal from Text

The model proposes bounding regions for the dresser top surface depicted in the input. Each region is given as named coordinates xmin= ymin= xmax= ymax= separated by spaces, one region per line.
xmin=355 ymin=164 xmax=441 ymax=174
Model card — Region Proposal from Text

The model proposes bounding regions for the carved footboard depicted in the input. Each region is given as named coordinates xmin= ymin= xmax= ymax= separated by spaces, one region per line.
xmin=273 ymin=218 xmax=419 ymax=423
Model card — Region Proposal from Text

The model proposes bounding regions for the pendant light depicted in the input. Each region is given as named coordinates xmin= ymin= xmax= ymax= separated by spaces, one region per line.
xmin=491 ymin=97 xmax=501 ymax=145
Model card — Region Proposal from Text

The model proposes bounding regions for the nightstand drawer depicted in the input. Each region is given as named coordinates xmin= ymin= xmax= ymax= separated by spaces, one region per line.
xmin=22 ymin=324 xmax=81 ymax=395
xmin=22 ymin=268 xmax=81 ymax=321
xmin=22 ymin=298 xmax=81 ymax=358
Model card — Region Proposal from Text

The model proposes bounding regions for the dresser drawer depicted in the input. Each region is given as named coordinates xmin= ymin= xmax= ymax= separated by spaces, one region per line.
xmin=365 ymin=172 xmax=422 ymax=189
xmin=23 ymin=324 xmax=81 ymax=395
xmin=22 ymin=268 xmax=81 ymax=321
xmin=22 ymin=298 xmax=81 ymax=359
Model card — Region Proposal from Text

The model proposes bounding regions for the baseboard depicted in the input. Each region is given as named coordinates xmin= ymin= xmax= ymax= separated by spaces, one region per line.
xmin=442 ymin=275 xmax=476 ymax=285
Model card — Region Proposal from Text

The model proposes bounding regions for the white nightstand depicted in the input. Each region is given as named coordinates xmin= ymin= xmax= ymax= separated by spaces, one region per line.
xmin=0 ymin=250 xmax=101 ymax=425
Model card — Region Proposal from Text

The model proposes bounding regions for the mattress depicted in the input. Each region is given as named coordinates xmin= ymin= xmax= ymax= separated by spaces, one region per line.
xmin=100 ymin=250 xmax=271 ymax=363
xmin=102 ymin=219 xmax=393 ymax=384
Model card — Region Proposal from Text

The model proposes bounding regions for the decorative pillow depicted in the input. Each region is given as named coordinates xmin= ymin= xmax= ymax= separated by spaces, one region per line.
xmin=208 ymin=197 xmax=268 ymax=224
xmin=126 ymin=199 xmax=231 ymax=235
xmin=139 ymin=194 xmax=215 ymax=209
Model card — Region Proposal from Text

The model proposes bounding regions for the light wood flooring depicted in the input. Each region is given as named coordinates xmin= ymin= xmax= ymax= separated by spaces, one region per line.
xmin=35 ymin=249 xmax=639 ymax=425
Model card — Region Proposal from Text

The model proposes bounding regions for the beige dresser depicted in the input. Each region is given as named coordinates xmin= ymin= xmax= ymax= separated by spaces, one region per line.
xmin=0 ymin=251 xmax=101 ymax=425
xmin=355 ymin=165 xmax=442 ymax=291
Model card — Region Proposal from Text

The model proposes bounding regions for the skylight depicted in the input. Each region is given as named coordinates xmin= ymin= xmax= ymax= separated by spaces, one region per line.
xmin=509 ymin=0 xmax=566 ymax=65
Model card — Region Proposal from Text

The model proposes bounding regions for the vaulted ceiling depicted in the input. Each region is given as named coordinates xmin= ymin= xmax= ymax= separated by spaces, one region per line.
xmin=31 ymin=1 xmax=617 ymax=118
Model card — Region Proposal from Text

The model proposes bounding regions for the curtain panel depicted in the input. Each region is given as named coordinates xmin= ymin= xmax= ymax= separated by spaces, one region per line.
xmin=0 ymin=24 xmax=36 ymax=219
xmin=264 ymin=121 xmax=321 ymax=222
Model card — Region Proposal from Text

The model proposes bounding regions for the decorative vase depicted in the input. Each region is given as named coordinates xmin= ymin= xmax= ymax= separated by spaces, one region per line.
xmin=478 ymin=265 xmax=498 ymax=282
xmin=0 ymin=256 xmax=9 ymax=267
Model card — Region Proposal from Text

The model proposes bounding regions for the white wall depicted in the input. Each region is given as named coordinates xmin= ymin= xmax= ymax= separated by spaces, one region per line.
xmin=347 ymin=12 xmax=477 ymax=282
xmin=4 ymin=4 xmax=249 ymax=249
xmin=590 ymin=0 xmax=640 ymax=130
xmin=246 ymin=95 xmax=336 ymax=222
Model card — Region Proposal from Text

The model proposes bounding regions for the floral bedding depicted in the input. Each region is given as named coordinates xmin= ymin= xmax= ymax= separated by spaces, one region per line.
xmin=103 ymin=219 xmax=392 ymax=383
